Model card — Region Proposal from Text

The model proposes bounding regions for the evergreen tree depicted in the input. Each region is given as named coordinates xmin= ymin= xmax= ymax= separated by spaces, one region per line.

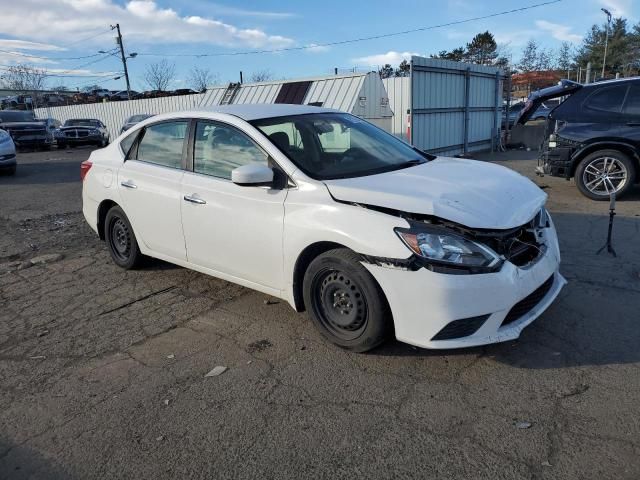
xmin=378 ymin=64 xmax=394 ymax=79
xmin=464 ymin=31 xmax=498 ymax=65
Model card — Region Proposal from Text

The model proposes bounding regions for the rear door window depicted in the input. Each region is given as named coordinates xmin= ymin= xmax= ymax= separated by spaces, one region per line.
xmin=135 ymin=121 xmax=187 ymax=169
xmin=583 ymin=85 xmax=628 ymax=114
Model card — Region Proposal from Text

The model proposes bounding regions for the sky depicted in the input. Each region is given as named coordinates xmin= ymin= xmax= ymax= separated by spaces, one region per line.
xmin=0 ymin=0 xmax=637 ymax=92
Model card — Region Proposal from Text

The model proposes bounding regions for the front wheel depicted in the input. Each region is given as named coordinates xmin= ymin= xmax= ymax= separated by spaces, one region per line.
xmin=575 ymin=149 xmax=636 ymax=200
xmin=104 ymin=206 xmax=144 ymax=269
xmin=303 ymin=248 xmax=392 ymax=352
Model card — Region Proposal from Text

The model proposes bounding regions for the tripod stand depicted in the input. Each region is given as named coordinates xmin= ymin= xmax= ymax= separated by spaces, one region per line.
xmin=596 ymin=191 xmax=617 ymax=257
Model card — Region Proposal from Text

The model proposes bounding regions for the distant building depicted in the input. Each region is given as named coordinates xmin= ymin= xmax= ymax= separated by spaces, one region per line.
xmin=511 ymin=71 xmax=563 ymax=101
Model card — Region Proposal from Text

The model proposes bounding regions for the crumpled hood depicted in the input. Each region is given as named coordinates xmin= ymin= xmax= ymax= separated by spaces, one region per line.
xmin=323 ymin=157 xmax=547 ymax=229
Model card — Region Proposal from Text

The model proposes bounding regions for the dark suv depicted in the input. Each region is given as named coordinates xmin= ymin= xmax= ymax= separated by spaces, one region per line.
xmin=520 ymin=78 xmax=640 ymax=200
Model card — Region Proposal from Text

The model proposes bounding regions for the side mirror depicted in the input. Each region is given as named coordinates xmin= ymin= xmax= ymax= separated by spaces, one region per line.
xmin=231 ymin=164 xmax=274 ymax=187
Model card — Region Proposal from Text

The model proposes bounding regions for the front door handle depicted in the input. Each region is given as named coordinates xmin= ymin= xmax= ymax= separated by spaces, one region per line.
xmin=183 ymin=194 xmax=206 ymax=205
xmin=120 ymin=180 xmax=137 ymax=189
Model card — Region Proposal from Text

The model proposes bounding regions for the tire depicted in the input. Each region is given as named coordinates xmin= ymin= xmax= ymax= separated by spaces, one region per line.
xmin=2 ymin=166 xmax=16 ymax=175
xmin=302 ymin=248 xmax=392 ymax=352
xmin=104 ymin=205 xmax=144 ymax=269
xmin=575 ymin=149 xmax=636 ymax=200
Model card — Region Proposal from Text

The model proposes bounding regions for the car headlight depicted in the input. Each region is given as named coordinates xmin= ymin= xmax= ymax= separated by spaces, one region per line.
xmin=395 ymin=224 xmax=503 ymax=272
xmin=0 ymin=130 xmax=11 ymax=144
xmin=89 ymin=129 xmax=100 ymax=135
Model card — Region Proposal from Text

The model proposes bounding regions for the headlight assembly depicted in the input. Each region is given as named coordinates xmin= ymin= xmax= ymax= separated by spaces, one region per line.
xmin=0 ymin=130 xmax=11 ymax=144
xmin=395 ymin=224 xmax=503 ymax=273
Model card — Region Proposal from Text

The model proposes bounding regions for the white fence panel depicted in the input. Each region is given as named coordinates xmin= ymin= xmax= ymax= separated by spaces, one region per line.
xmin=34 ymin=94 xmax=205 ymax=140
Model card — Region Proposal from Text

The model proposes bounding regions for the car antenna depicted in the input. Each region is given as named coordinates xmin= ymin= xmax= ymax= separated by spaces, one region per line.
xmin=596 ymin=191 xmax=617 ymax=257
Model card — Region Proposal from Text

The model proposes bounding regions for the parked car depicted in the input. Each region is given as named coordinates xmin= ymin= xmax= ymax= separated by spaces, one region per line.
xmin=57 ymin=119 xmax=110 ymax=148
xmin=81 ymin=104 xmax=564 ymax=352
xmin=0 ymin=95 xmax=33 ymax=110
xmin=503 ymin=101 xmax=554 ymax=127
xmin=110 ymin=90 xmax=140 ymax=101
xmin=120 ymin=114 xmax=154 ymax=134
xmin=0 ymin=110 xmax=51 ymax=149
xmin=0 ymin=128 xmax=17 ymax=175
xmin=524 ymin=78 xmax=640 ymax=200
xmin=171 ymin=88 xmax=201 ymax=96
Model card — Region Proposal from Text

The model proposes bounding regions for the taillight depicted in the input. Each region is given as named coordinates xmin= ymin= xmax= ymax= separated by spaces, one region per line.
xmin=80 ymin=160 xmax=92 ymax=181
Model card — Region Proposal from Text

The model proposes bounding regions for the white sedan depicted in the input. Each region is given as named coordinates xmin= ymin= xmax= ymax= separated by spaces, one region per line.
xmin=0 ymin=128 xmax=16 ymax=175
xmin=82 ymin=104 xmax=565 ymax=352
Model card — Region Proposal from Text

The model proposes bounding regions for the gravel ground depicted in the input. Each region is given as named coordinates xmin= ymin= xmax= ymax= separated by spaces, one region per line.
xmin=0 ymin=147 xmax=639 ymax=479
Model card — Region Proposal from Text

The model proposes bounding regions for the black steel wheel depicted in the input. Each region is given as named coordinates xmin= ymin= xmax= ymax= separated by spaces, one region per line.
xmin=303 ymin=248 xmax=392 ymax=352
xmin=105 ymin=205 xmax=143 ymax=269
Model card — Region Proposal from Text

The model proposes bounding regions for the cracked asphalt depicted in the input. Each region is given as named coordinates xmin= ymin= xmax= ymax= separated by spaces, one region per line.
xmin=1 ymin=147 xmax=639 ymax=479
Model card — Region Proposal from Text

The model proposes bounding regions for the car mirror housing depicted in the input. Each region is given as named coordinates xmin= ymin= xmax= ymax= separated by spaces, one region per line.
xmin=231 ymin=164 xmax=274 ymax=187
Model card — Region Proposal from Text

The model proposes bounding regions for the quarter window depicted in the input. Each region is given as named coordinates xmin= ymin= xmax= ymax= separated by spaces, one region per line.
xmin=136 ymin=121 xmax=187 ymax=169
xmin=120 ymin=130 xmax=138 ymax=157
xmin=193 ymin=122 xmax=268 ymax=179
xmin=583 ymin=85 xmax=628 ymax=114
xmin=622 ymin=85 xmax=640 ymax=116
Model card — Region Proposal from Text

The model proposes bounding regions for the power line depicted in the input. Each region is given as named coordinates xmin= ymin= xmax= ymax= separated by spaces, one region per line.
xmin=57 ymin=28 xmax=114 ymax=49
xmin=52 ymin=49 xmax=118 ymax=75
xmin=0 ymin=66 xmax=119 ymax=78
xmin=0 ymin=49 xmax=108 ymax=62
xmin=136 ymin=0 xmax=562 ymax=58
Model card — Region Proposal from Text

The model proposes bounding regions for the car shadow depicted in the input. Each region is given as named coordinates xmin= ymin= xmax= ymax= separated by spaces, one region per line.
xmin=0 ymin=437 xmax=76 ymax=480
xmin=0 ymin=161 xmax=84 ymax=185
xmin=371 ymin=210 xmax=640 ymax=370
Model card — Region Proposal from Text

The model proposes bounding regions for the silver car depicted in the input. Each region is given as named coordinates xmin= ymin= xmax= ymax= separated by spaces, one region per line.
xmin=0 ymin=129 xmax=16 ymax=175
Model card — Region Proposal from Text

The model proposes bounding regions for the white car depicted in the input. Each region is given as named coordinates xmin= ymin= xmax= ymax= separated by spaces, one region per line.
xmin=81 ymin=104 xmax=566 ymax=352
xmin=0 ymin=128 xmax=17 ymax=175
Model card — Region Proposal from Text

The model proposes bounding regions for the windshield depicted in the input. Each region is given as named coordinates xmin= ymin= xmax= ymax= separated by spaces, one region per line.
xmin=0 ymin=111 xmax=35 ymax=122
xmin=65 ymin=119 xmax=99 ymax=127
xmin=251 ymin=113 xmax=431 ymax=180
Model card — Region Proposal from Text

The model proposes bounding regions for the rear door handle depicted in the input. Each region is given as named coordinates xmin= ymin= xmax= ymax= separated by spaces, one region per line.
xmin=183 ymin=194 xmax=206 ymax=205
xmin=120 ymin=180 xmax=137 ymax=189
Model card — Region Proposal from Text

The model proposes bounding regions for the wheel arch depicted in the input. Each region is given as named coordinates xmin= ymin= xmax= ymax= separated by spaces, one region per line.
xmin=291 ymin=241 xmax=350 ymax=312
xmin=97 ymin=199 xmax=119 ymax=240
xmin=571 ymin=142 xmax=640 ymax=181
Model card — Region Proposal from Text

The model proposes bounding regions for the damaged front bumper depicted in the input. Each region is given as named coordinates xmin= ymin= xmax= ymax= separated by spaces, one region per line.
xmin=363 ymin=217 xmax=565 ymax=349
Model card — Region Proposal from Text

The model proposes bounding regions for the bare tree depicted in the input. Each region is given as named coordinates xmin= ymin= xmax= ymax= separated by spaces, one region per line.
xmin=188 ymin=66 xmax=217 ymax=92
xmin=143 ymin=60 xmax=176 ymax=91
xmin=1 ymin=64 xmax=47 ymax=93
xmin=250 ymin=70 xmax=274 ymax=82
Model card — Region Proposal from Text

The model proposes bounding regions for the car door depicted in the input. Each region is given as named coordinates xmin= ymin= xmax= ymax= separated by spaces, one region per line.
xmin=181 ymin=120 xmax=288 ymax=292
xmin=117 ymin=120 xmax=189 ymax=261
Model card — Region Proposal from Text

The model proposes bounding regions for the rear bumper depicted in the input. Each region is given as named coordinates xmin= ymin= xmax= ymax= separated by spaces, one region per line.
xmin=0 ymin=153 xmax=16 ymax=169
xmin=59 ymin=135 xmax=103 ymax=145
xmin=364 ymin=220 xmax=565 ymax=349
xmin=538 ymin=146 xmax=573 ymax=178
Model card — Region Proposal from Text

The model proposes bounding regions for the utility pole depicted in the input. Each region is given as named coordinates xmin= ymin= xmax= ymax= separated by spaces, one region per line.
xmin=112 ymin=23 xmax=132 ymax=100
xmin=601 ymin=8 xmax=612 ymax=79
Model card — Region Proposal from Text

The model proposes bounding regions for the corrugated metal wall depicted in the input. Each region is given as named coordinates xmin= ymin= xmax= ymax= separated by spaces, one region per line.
xmin=33 ymin=73 xmax=393 ymax=138
xmin=409 ymin=56 xmax=502 ymax=156
xmin=34 ymin=94 xmax=205 ymax=139
xmin=382 ymin=77 xmax=410 ymax=139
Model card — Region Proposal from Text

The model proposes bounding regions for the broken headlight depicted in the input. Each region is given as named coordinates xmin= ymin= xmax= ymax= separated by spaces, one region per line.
xmin=395 ymin=225 xmax=502 ymax=272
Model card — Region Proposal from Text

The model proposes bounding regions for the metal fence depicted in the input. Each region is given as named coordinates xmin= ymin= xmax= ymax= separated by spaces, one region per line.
xmin=409 ymin=57 xmax=503 ymax=156
xmin=382 ymin=77 xmax=410 ymax=140
xmin=34 ymin=94 xmax=205 ymax=139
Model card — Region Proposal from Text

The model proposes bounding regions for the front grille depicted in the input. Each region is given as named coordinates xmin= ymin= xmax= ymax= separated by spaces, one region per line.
xmin=431 ymin=314 xmax=490 ymax=341
xmin=501 ymin=275 xmax=554 ymax=327
xmin=471 ymin=213 xmax=547 ymax=268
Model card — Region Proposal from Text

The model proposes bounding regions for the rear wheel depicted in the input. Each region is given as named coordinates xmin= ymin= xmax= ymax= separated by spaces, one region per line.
xmin=575 ymin=149 xmax=636 ymax=200
xmin=104 ymin=206 xmax=143 ymax=269
xmin=303 ymin=248 xmax=392 ymax=352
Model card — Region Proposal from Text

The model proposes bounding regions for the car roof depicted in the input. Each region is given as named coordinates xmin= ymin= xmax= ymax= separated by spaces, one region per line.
xmin=188 ymin=104 xmax=341 ymax=121
xmin=583 ymin=77 xmax=640 ymax=88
